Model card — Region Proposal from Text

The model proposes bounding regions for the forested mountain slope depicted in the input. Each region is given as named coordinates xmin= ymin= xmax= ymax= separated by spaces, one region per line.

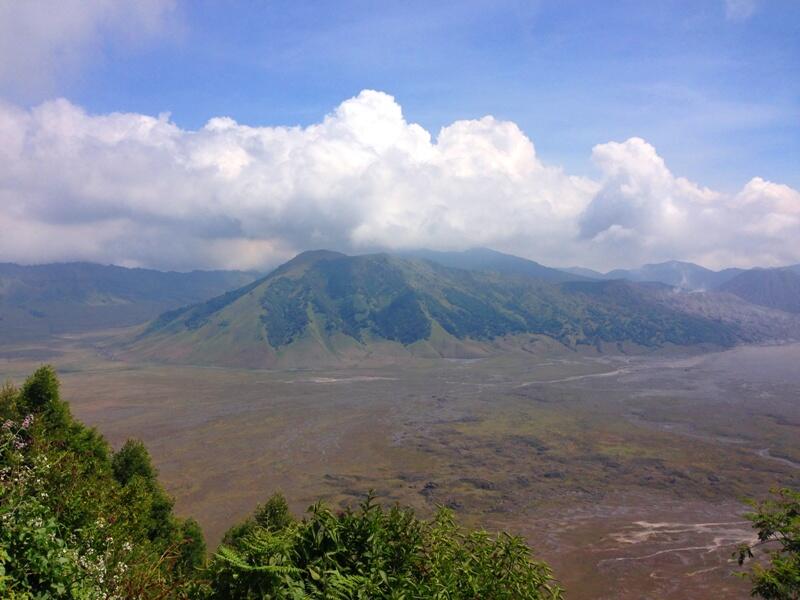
xmin=717 ymin=267 xmax=800 ymax=314
xmin=400 ymin=247 xmax=590 ymax=282
xmin=126 ymin=250 xmax=796 ymax=368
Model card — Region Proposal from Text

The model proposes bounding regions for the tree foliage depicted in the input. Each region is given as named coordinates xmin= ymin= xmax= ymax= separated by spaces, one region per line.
xmin=738 ymin=488 xmax=800 ymax=599
xmin=207 ymin=492 xmax=563 ymax=599
xmin=0 ymin=366 xmax=205 ymax=599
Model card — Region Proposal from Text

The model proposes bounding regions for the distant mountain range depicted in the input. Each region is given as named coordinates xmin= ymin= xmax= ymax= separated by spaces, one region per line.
xmin=125 ymin=250 xmax=800 ymax=368
xmin=3 ymin=251 xmax=799 ymax=362
xmin=0 ymin=262 xmax=259 ymax=341
xmin=564 ymin=259 xmax=800 ymax=314
xmin=405 ymin=249 xmax=800 ymax=316
xmin=564 ymin=261 xmax=743 ymax=290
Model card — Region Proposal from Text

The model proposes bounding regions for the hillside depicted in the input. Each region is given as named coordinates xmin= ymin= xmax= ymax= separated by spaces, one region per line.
xmin=718 ymin=268 xmax=800 ymax=313
xmin=400 ymin=248 xmax=590 ymax=282
xmin=0 ymin=262 xmax=258 ymax=341
xmin=125 ymin=250 xmax=777 ymax=368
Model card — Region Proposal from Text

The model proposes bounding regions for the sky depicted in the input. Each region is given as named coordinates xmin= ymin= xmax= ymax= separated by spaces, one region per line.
xmin=0 ymin=0 xmax=797 ymax=271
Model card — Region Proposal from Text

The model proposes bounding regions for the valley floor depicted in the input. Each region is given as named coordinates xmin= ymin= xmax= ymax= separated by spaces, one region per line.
xmin=1 ymin=334 xmax=798 ymax=599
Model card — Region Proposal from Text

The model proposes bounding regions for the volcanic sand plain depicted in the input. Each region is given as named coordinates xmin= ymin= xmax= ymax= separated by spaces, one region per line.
xmin=1 ymin=333 xmax=798 ymax=599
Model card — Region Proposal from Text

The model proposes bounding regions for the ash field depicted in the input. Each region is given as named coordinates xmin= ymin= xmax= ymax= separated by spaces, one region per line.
xmin=2 ymin=333 xmax=797 ymax=599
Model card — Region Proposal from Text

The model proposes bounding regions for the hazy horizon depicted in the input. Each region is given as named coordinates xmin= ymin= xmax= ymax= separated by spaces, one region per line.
xmin=2 ymin=245 xmax=799 ymax=275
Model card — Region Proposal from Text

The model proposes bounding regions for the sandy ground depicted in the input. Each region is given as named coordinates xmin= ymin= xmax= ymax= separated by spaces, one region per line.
xmin=1 ymin=335 xmax=798 ymax=599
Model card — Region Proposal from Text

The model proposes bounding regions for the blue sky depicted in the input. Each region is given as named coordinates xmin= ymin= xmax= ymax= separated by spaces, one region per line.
xmin=0 ymin=0 xmax=798 ymax=270
xmin=44 ymin=0 xmax=800 ymax=191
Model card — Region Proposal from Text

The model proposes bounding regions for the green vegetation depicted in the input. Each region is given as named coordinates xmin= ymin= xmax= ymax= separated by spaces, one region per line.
xmin=0 ymin=366 xmax=204 ymax=598
xmin=260 ymin=277 xmax=312 ymax=346
xmin=738 ymin=488 xmax=800 ymax=599
xmin=211 ymin=493 xmax=562 ymax=599
xmin=1 ymin=366 xmax=563 ymax=598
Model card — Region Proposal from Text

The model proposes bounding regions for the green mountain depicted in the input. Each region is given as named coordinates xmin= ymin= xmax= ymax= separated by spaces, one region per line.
xmin=718 ymin=267 xmax=800 ymax=313
xmin=0 ymin=262 xmax=259 ymax=341
xmin=127 ymin=250 xmax=778 ymax=368
xmin=399 ymin=248 xmax=590 ymax=282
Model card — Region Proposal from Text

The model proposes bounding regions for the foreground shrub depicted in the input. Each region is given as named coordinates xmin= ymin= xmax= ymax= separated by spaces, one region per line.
xmin=209 ymin=492 xmax=563 ymax=599
xmin=738 ymin=488 xmax=800 ymax=599
xmin=0 ymin=366 xmax=204 ymax=599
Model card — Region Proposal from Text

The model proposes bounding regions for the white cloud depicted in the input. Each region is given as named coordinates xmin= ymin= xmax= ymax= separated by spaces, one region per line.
xmin=0 ymin=90 xmax=797 ymax=271
xmin=581 ymin=137 xmax=799 ymax=269
xmin=578 ymin=137 xmax=719 ymax=265
xmin=0 ymin=0 xmax=177 ymax=98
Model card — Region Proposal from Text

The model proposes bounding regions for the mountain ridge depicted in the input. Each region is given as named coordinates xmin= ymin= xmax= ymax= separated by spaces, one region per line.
xmin=399 ymin=247 xmax=591 ymax=282
xmin=566 ymin=261 xmax=744 ymax=290
xmin=125 ymin=250 xmax=800 ymax=368
xmin=718 ymin=268 xmax=800 ymax=314
xmin=0 ymin=262 xmax=259 ymax=341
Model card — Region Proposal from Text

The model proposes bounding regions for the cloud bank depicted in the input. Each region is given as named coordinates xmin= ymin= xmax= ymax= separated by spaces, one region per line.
xmin=0 ymin=90 xmax=797 ymax=271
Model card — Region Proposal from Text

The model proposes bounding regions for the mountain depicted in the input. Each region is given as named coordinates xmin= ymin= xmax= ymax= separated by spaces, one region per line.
xmin=603 ymin=261 xmax=743 ymax=290
xmin=125 ymin=250 xmax=792 ymax=368
xmin=399 ymin=248 xmax=590 ymax=282
xmin=563 ymin=261 xmax=743 ymax=290
xmin=0 ymin=262 xmax=259 ymax=341
xmin=718 ymin=268 xmax=800 ymax=313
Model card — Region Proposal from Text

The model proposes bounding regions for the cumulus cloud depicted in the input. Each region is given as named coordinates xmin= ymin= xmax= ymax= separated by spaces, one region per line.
xmin=0 ymin=0 xmax=177 ymax=98
xmin=0 ymin=90 xmax=797 ymax=271
xmin=579 ymin=137 xmax=720 ymax=266
xmin=581 ymin=137 xmax=799 ymax=269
